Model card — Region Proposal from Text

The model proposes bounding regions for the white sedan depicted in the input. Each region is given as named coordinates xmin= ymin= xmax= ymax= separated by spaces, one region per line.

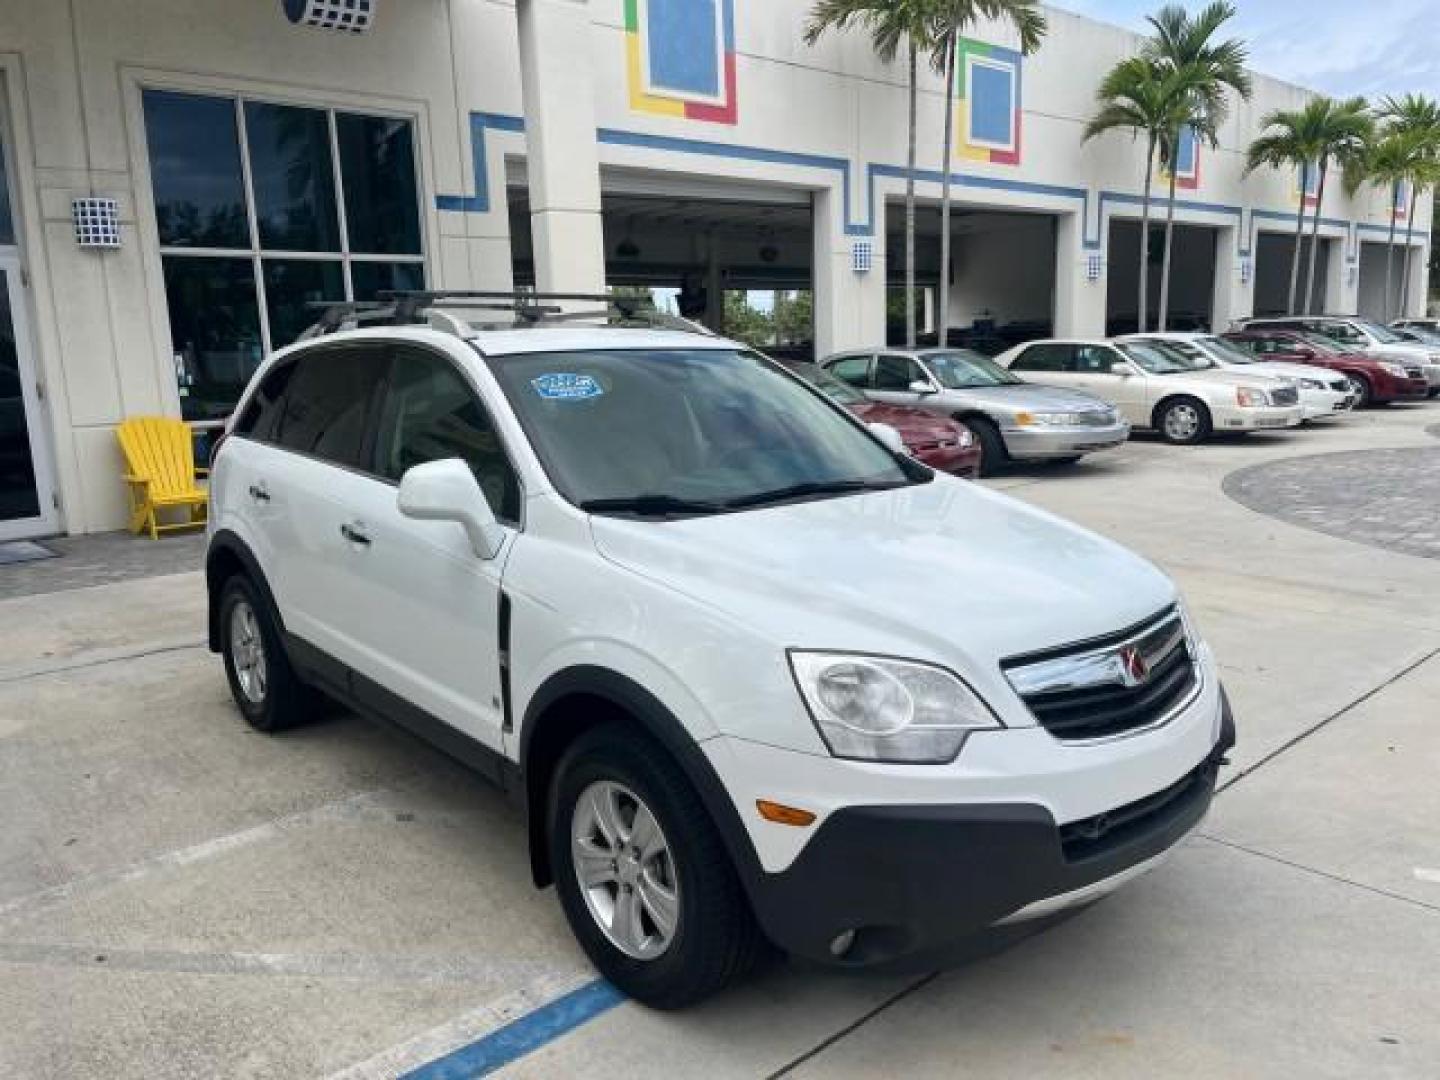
xmin=994 ymin=338 xmax=1304 ymax=445
xmin=1122 ymin=332 xmax=1355 ymax=421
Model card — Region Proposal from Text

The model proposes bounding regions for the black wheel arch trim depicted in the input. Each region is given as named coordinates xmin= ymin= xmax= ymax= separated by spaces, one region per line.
xmin=206 ymin=530 xmax=284 ymax=654
xmin=519 ymin=666 xmax=766 ymax=896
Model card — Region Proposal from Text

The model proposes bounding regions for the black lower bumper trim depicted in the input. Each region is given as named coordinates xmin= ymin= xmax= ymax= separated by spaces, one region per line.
xmin=743 ymin=687 xmax=1236 ymax=970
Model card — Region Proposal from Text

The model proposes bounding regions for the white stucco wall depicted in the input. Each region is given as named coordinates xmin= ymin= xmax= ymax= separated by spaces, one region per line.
xmin=0 ymin=0 xmax=1431 ymax=534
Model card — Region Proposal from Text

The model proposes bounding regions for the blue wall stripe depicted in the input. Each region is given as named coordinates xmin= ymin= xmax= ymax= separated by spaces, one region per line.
xmin=435 ymin=109 xmax=1423 ymax=263
xmin=399 ymin=979 xmax=625 ymax=1080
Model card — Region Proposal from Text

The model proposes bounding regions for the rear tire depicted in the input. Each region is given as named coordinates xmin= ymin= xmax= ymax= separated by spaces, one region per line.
xmin=965 ymin=417 xmax=1008 ymax=477
xmin=218 ymin=575 xmax=316 ymax=732
xmin=549 ymin=724 xmax=765 ymax=1009
xmin=1155 ymin=397 xmax=1212 ymax=445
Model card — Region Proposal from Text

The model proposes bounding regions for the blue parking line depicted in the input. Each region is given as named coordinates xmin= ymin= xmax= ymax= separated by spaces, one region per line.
xmin=399 ymin=980 xmax=626 ymax=1080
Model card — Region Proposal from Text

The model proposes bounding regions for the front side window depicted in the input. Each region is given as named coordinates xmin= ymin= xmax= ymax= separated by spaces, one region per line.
xmin=1196 ymin=336 xmax=1257 ymax=364
xmin=271 ymin=347 xmax=387 ymax=468
xmin=1308 ymin=321 xmax=1364 ymax=346
xmin=374 ymin=347 xmax=521 ymax=524
xmin=488 ymin=349 xmax=916 ymax=514
xmin=922 ymin=350 xmax=1022 ymax=388
xmin=142 ymin=89 xmax=426 ymax=421
xmin=1072 ymin=345 xmax=1122 ymax=373
xmin=1350 ymin=319 xmax=1402 ymax=344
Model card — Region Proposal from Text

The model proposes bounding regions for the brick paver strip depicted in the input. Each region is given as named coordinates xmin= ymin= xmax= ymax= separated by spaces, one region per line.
xmin=1223 ymin=447 xmax=1440 ymax=561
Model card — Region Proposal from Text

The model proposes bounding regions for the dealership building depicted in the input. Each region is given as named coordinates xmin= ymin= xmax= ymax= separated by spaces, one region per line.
xmin=0 ymin=0 xmax=1431 ymax=539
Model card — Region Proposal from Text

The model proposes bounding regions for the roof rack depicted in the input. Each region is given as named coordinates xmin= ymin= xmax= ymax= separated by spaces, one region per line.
xmin=296 ymin=291 xmax=717 ymax=342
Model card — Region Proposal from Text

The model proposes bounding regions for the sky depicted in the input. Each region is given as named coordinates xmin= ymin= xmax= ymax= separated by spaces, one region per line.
xmin=1053 ymin=0 xmax=1440 ymax=102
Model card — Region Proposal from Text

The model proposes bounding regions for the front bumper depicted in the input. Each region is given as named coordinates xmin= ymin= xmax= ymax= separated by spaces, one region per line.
xmin=1298 ymin=388 xmax=1352 ymax=420
xmin=736 ymin=687 xmax=1236 ymax=970
xmin=911 ymin=440 xmax=981 ymax=479
xmin=1001 ymin=421 xmax=1131 ymax=460
xmin=1215 ymin=404 xmax=1303 ymax=431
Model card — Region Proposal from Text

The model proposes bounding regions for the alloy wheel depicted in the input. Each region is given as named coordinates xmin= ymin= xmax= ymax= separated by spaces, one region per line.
xmin=571 ymin=780 xmax=680 ymax=960
xmin=1163 ymin=403 xmax=1201 ymax=442
xmin=228 ymin=599 xmax=268 ymax=705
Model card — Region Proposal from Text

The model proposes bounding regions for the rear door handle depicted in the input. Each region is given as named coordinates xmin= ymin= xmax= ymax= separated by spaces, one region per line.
xmin=340 ymin=522 xmax=371 ymax=546
xmin=248 ymin=483 xmax=270 ymax=503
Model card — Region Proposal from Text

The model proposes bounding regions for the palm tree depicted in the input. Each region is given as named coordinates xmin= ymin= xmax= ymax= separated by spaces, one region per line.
xmin=806 ymin=1 xmax=937 ymax=347
xmin=1378 ymin=94 xmax=1440 ymax=316
xmin=1245 ymin=107 xmax=1323 ymax=315
xmin=1083 ymin=57 xmax=1190 ymax=333
xmin=1142 ymin=2 xmax=1251 ymax=330
xmin=1346 ymin=130 xmax=1429 ymax=322
xmin=1300 ymin=98 xmax=1371 ymax=314
xmin=929 ymin=1 xmax=1047 ymax=344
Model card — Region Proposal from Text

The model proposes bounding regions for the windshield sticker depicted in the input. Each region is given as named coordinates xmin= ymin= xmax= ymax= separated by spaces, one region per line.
xmin=531 ymin=373 xmax=604 ymax=401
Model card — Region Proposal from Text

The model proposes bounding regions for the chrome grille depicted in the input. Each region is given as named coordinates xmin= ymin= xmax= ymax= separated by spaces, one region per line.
xmin=1003 ymin=608 xmax=1199 ymax=741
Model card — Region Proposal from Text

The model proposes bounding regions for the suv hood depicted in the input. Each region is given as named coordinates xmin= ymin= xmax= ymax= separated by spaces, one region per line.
xmin=1367 ymin=343 xmax=1439 ymax=365
xmin=588 ymin=478 xmax=1175 ymax=681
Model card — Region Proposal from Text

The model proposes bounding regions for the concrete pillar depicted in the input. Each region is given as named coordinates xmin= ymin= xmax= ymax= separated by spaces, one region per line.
xmin=1210 ymin=224 xmax=1249 ymax=330
xmin=811 ymin=186 xmax=885 ymax=358
xmin=1404 ymin=242 xmax=1429 ymax=317
xmin=1326 ymin=236 xmax=1354 ymax=317
xmin=515 ymin=0 xmax=605 ymax=298
xmin=1053 ymin=211 xmax=1104 ymax=338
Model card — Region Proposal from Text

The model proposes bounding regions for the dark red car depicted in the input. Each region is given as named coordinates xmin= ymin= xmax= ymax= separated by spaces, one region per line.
xmin=780 ymin=360 xmax=981 ymax=478
xmin=1223 ymin=329 xmax=1429 ymax=407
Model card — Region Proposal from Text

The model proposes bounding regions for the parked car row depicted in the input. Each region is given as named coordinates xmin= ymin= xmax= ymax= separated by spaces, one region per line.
xmin=812 ymin=313 xmax=1440 ymax=470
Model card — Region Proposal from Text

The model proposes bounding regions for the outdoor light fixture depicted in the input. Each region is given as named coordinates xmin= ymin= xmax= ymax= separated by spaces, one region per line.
xmin=72 ymin=197 xmax=121 ymax=250
xmin=1239 ymin=258 xmax=1252 ymax=285
xmin=1085 ymin=253 xmax=1104 ymax=281
xmin=281 ymin=0 xmax=377 ymax=33
xmin=851 ymin=239 xmax=873 ymax=274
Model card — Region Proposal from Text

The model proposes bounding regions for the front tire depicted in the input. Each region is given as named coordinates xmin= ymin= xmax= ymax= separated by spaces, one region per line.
xmin=965 ymin=417 xmax=1008 ymax=477
xmin=218 ymin=575 xmax=315 ymax=732
xmin=1156 ymin=397 xmax=1212 ymax=445
xmin=549 ymin=724 xmax=764 ymax=1009
xmin=1346 ymin=374 xmax=1373 ymax=408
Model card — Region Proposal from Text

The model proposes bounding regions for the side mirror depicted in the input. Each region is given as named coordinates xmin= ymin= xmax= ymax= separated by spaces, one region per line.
xmin=908 ymin=379 xmax=937 ymax=395
xmin=868 ymin=422 xmax=907 ymax=455
xmin=1109 ymin=360 xmax=1135 ymax=376
xmin=397 ymin=458 xmax=506 ymax=560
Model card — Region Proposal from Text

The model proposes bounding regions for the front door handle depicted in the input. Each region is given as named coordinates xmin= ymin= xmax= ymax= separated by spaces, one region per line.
xmin=340 ymin=522 xmax=371 ymax=546
xmin=248 ymin=483 xmax=270 ymax=503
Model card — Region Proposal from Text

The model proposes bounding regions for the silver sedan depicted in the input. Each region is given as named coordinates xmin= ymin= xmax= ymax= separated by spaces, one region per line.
xmin=820 ymin=347 xmax=1129 ymax=474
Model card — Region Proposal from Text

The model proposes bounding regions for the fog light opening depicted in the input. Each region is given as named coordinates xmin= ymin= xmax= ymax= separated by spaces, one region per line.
xmin=829 ymin=929 xmax=856 ymax=958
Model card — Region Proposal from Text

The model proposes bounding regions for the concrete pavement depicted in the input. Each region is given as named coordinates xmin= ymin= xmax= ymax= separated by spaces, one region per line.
xmin=2 ymin=404 xmax=1437 ymax=1078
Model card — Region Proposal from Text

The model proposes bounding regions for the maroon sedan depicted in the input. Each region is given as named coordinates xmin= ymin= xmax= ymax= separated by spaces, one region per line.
xmin=1223 ymin=329 xmax=1429 ymax=407
xmin=780 ymin=360 xmax=981 ymax=478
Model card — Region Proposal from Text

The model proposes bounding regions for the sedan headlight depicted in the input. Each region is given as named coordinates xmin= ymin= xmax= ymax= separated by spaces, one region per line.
xmin=1380 ymin=362 xmax=1409 ymax=378
xmin=1235 ymin=387 xmax=1271 ymax=407
xmin=788 ymin=652 xmax=1001 ymax=763
xmin=1014 ymin=411 xmax=1089 ymax=427
xmin=1299 ymin=378 xmax=1325 ymax=390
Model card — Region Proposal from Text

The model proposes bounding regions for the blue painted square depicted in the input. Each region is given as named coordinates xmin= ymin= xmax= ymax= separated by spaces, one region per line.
xmin=969 ymin=61 xmax=1014 ymax=147
xmin=1175 ymin=126 xmax=1197 ymax=176
xmin=646 ymin=0 xmax=721 ymax=99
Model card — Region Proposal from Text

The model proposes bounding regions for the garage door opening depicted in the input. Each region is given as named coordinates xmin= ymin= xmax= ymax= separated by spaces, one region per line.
xmin=1357 ymin=240 xmax=1412 ymax=322
xmin=1253 ymin=232 xmax=1334 ymax=317
xmin=508 ymin=183 xmax=815 ymax=360
xmin=884 ymin=201 xmax=1057 ymax=354
xmin=1106 ymin=220 xmax=1217 ymax=334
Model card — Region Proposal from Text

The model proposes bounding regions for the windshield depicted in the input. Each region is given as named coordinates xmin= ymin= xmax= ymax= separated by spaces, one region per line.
xmin=1118 ymin=341 xmax=1207 ymax=374
xmin=487 ymin=348 xmax=917 ymax=515
xmin=1132 ymin=339 xmax=1217 ymax=370
xmin=921 ymin=350 xmax=1023 ymax=388
xmin=1195 ymin=335 xmax=1258 ymax=364
xmin=1352 ymin=319 xmax=1403 ymax=344
xmin=781 ymin=361 xmax=867 ymax=406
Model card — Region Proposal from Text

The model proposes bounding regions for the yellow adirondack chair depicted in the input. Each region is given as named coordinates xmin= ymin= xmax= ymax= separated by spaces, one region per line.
xmin=117 ymin=416 xmax=208 ymax=539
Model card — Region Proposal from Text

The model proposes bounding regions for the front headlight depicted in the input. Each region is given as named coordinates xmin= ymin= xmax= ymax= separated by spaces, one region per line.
xmin=1300 ymin=378 xmax=1324 ymax=390
xmin=1015 ymin=411 xmax=1084 ymax=426
xmin=788 ymin=652 xmax=1002 ymax=763
xmin=1381 ymin=362 xmax=1409 ymax=378
xmin=956 ymin=427 xmax=975 ymax=449
xmin=1236 ymin=387 xmax=1271 ymax=407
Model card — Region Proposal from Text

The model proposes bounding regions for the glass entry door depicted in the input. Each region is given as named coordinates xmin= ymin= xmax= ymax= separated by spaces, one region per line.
xmin=0 ymin=250 xmax=56 ymax=539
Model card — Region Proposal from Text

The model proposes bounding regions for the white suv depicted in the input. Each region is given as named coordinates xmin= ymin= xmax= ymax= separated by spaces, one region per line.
xmin=205 ymin=295 xmax=1235 ymax=1007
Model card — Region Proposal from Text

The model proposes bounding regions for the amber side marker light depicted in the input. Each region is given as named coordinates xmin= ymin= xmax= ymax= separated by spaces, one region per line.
xmin=756 ymin=800 xmax=817 ymax=827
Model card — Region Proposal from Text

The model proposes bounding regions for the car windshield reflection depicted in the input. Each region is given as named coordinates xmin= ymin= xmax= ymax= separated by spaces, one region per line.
xmin=922 ymin=350 xmax=1025 ymax=389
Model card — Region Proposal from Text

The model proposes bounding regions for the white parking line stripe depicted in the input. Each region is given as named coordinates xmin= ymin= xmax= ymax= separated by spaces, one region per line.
xmin=0 ymin=789 xmax=389 ymax=923
xmin=1415 ymin=868 xmax=1440 ymax=885
xmin=0 ymin=941 xmax=568 ymax=985
xmin=323 ymin=968 xmax=598 ymax=1080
